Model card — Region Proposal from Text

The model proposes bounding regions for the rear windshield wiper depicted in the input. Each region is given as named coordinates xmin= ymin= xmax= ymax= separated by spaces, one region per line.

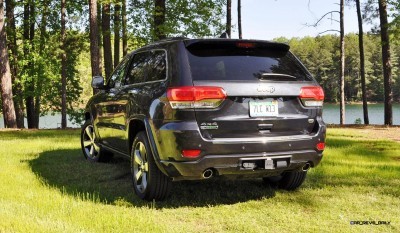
xmin=257 ymin=73 xmax=297 ymax=81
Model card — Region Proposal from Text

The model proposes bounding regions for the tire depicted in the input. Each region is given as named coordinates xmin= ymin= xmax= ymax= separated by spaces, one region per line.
xmin=278 ymin=171 xmax=307 ymax=191
xmin=81 ymin=120 xmax=113 ymax=162
xmin=131 ymin=131 xmax=171 ymax=201
xmin=262 ymin=175 xmax=282 ymax=188
xmin=263 ymin=171 xmax=307 ymax=190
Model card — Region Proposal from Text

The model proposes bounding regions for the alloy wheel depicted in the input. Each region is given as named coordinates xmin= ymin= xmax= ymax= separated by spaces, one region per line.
xmin=82 ymin=124 xmax=100 ymax=159
xmin=132 ymin=142 xmax=149 ymax=193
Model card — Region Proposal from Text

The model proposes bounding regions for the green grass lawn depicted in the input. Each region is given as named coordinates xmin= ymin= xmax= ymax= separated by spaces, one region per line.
xmin=0 ymin=128 xmax=399 ymax=232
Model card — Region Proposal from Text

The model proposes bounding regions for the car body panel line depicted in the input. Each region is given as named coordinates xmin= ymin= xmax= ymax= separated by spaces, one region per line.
xmin=206 ymin=135 xmax=314 ymax=144
xmin=101 ymin=144 xmax=129 ymax=158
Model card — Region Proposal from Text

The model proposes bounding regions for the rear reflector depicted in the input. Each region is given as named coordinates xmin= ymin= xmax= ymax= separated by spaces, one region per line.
xmin=300 ymin=86 xmax=324 ymax=107
xmin=167 ymin=86 xmax=226 ymax=109
xmin=181 ymin=149 xmax=201 ymax=158
xmin=316 ymin=142 xmax=325 ymax=151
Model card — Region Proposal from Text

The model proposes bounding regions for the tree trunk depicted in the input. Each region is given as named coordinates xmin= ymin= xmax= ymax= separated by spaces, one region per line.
xmin=34 ymin=0 xmax=49 ymax=128
xmin=89 ymin=0 xmax=101 ymax=95
xmin=378 ymin=0 xmax=393 ymax=125
xmin=24 ymin=0 xmax=37 ymax=129
xmin=154 ymin=0 xmax=166 ymax=40
xmin=97 ymin=1 xmax=103 ymax=76
xmin=114 ymin=2 xmax=120 ymax=68
xmin=102 ymin=3 xmax=113 ymax=78
xmin=122 ymin=0 xmax=127 ymax=56
xmin=226 ymin=0 xmax=231 ymax=38
xmin=237 ymin=0 xmax=242 ymax=39
xmin=0 ymin=0 xmax=17 ymax=128
xmin=5 ymin=0 xmax=24 ymax=128
xmin=356 ymin=0 xmax=369 ymax=125
xmin=23 ymin=2 xmax=29 ymax=54
xmin=61 ymin=0 xmax=67 ymax=129
xmin=339 ymin=0 xmax=345 ymax=125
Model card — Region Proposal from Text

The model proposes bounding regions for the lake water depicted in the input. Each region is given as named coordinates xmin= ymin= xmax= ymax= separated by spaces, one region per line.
xmin=323 ymin=103 xmax=400 ymax=125
xmin=0 ymin=114 xmax=81 ymax=129
xmin=0 ymin=103 xmax=399 ymax=128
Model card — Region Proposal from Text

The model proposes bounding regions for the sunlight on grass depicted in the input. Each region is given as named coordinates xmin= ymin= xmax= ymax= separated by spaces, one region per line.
xmin=0 ymin=128 xmax=399 ymax=232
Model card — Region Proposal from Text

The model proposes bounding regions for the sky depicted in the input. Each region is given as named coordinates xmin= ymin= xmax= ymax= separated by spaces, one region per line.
xmin=229 ymin=0 xmax=374 ymax=40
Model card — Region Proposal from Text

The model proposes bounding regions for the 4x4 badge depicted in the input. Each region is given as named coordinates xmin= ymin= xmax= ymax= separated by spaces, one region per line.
xmin=257 ymin=85 xmax=275 ymax=93
xmin=200 ymin=122 xmax=218 ymax=130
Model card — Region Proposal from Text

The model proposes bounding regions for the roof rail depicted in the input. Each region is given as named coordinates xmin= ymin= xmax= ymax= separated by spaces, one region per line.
xmin=155 ymin=37 xmax=189 ymax=43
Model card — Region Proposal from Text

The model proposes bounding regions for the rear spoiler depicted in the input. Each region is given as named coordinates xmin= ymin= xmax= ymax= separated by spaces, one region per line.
xmin=184 ymin=39 xmax=290 ymax=52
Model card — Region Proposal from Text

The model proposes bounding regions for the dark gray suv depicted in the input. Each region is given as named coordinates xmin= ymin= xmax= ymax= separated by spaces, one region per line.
xmin=81 ymin=38 xmax=326 ymax=201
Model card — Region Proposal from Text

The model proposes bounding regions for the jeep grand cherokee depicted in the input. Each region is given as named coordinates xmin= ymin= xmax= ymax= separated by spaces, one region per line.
xmin=81 ymin=38 xmax=326 ymax=201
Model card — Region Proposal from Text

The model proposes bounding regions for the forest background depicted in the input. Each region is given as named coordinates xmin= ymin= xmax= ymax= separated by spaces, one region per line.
xmin=0 ymin=0 xmax=399 ymax=128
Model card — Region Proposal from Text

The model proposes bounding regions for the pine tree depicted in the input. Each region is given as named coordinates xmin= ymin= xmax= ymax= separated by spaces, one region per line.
xmin=154 ymin=0 xmax=166 ymax=40
xmin=356 ymin=0 xmax=369 ymax=124
xmin=89 ymin=0 xmax=102 ymax=83
xmin=102 ymin=2 xmax=113 ymax=78
xmin=378 ymin=0 xmax=393 ymax=125
xmin=0 ymin=0 xmax=17 ymax=128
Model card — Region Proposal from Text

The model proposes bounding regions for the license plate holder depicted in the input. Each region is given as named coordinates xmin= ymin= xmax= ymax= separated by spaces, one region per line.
xmin=249 ymin=100 xmax=278 ymax=117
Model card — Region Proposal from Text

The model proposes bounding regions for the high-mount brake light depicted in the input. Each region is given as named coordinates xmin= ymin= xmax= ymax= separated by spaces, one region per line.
xmin=236 ymin=42 xmax=256 ymax=49
xmin=300 ymin=86 xmax=325 ymax=107
xmin=167 ymin=86 xmax=227 ymax=109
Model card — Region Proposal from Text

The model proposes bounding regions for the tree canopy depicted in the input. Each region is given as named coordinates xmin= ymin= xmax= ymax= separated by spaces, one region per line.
xmin=275 ymin=33 xmax=400 ymax=103
xmin=0 ymin=0 xmax=399 ymax=128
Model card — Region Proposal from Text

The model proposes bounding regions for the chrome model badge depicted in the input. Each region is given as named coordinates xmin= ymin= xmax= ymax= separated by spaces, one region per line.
xmin=257 ymin=85 xmax=275 ymax=93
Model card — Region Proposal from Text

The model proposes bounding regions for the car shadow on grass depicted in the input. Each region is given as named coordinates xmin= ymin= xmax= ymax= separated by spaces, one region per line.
xmin=29 ymin=149 xmax=277 ymax=208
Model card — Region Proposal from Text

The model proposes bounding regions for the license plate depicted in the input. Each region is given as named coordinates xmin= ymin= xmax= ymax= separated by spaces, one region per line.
xmin=249 ymin=100 xmax=278 ymax=117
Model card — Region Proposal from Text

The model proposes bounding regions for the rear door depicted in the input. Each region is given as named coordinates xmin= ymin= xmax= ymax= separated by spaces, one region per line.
xmin=185 ymin=40 xmax=324 ymax=140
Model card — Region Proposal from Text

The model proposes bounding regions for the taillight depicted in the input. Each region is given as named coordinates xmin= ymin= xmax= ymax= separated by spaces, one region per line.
xmin=300 ymin=86 xmax=324 ymax=107
xmin=316 ymin=142 xmax=325 ymax=151
xmin=167 ymin=86 xmax=226 ymax=109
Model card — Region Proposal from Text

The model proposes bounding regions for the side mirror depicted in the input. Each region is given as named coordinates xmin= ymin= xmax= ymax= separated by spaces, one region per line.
xmin=91 ymin=76 xmax=105 ymax=89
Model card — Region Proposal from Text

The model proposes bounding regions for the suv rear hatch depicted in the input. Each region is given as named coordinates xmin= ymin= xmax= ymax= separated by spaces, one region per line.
xmin=174 ymin=39 xmax=324 ymax=140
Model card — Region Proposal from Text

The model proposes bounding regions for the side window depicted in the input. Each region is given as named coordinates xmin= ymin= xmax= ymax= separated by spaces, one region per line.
xmin=147 ymin=50 xmax=167 ymax=82
xmin=108 ymin=55 xmax=131 ymax=88
xmin=126 ymin=50 xmax=167 ymax=85
xmin=126 ymin=52 xmax=150 ymax=85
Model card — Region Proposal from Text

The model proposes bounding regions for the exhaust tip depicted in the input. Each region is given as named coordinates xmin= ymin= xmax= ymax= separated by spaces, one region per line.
xmin=202 ymin=168 xmax=214 ymax=179
xmin=302 ymin=163 xmax=311 ymax=172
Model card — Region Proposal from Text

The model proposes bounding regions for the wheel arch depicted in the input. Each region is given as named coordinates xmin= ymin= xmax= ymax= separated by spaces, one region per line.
xmin=84 ymin=112 xmax=91 ymax=121
xmin=128 ymin=118 xmax=169 ymax=176
xmin=128 ymin=119 xmax=146 ymax=153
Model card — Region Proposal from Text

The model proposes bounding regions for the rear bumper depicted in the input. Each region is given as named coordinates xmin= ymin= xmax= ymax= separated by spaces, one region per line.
xmin=150 ymin=118 xmax=326 ymax=180
xmin=162 ymin=150 xmax=323 ymax=180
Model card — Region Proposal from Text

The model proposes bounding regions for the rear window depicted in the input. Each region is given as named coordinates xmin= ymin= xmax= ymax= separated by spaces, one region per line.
xmin=187 ymin=46 xmax=313 ymax=82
